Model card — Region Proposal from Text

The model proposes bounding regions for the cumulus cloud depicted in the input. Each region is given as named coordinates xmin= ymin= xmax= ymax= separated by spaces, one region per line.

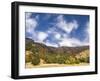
xmin=54 ymin=33 xmax=61 ymax=39
xmin=56 ymin=15 xmax=78 ymax=33
xmin=37 ymin=32 xmax=48 ymax=42
xmin=26 ymin=13 xmax=49 ymax=44
xmin=44 ymin=21 xmax=89 ymax=47
xmin=59 ymin=37 xmax=89 ymax=47
xmin=26 ymin=13 xmax=89 ymax=47
xmin=26 ymin=19 xmax=37 ymax=32
xmin=58 ymin=21 xmax=89 ymax=47
xmin=45 ymin=40 xmax=58 ymax=47
xmin=26 ymin=13 xmax=38 ymax=33
xmin=84 ymin=22 xmax=89 ymax=43
xmin=60 ymin=38 xmax=79 ymax=47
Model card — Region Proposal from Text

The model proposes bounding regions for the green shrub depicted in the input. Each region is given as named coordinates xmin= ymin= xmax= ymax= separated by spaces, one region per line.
xmin=56 ymin=55 xmax=66 ymax=64
xmin=81 ymin=57 xmax=89 ymax=63
xmin=25 ymin=51 xmax=33 ymax=63
xmin=65 ymin=56 xmax=79 ymax=64
xmin=44 ymin=54 xmax=56 ymax=63
xmin=31 ymin=46 xmax=39 ymax=54
xmin=78 ymin=56 xmax=89 ymax=63
xmin=44 ymin=53 xmax=67 ymax=64
xmin=26 ymin=42 xmax=32 ymax=50
xmin=85 ymin=57 xmax=89 ymax=63
xmin=57 ymin=57 xmax=65 ymax=64
xmin=65 ymin=60 xmax=71 ymax=64
xmin=75 ymin=59 xmax=80 ymax=64
xmin=25 ymin=54 xmax=32 ymax=63
xmin=31 ymin=54 xmax=40 ymax=65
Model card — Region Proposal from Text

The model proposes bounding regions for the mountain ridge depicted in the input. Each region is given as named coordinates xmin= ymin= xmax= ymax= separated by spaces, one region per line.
xmin=26 ymin=38 xmax=89 ymax=55
xmin=26 ymin=38 xmax=89 ymax=48
xmin=25 ymin=38 xmax=89 ymax=66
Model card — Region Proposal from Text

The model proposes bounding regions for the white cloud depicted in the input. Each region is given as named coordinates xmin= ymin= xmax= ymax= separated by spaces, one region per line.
xmin=55 ymin=33 xmax=61 ymax=39
xmin=84 ymin=22 xmax=89 ymax=43
xmin=25 ymin=13 xmax=48 ymax=44
xmin=59 ymin=21 xmax=89 ymax=47
xmin=26 ymin=13 xmax=89 ymax=47
xmin=45 ymin=40 xmax=58 ymax=47
xmin=59 ymin=37 xmax=89 ymax=47
xmin=26 ymin=13 xmax=40 ymax=41
xmin=26 ymin=13 xmax=38 ymax=34
xmin=59 ymin=21 xmax=90 ymax=47
xmin=56 ymin=15 xmax=78 ymax=33
xmin=26 ymin=18 xmax=37 ymax=33
xmin=47 ymin=27 xmax=57 ymax=34
xmin=37 ymin=32 xmax=48 ymax=42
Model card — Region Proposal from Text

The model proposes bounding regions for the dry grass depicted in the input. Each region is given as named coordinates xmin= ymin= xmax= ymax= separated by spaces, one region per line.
xmin=25 ymin=62 xmax=89 ymax=68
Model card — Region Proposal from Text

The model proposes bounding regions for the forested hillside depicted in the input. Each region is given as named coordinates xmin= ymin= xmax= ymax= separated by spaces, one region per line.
xmin=25 ymin=38 xmax=89 ymax=68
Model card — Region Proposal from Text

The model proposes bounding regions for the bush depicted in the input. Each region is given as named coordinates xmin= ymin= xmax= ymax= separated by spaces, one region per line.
xmin=79 ymin=57 xmax=89 ymax=63
xmin=65 ymin=60 xmax=71 ymax=64
xmin=75 ymin=59 xmax=80 ymax=64
xmin=44 ymin=54 xmax=56 ymax=63
xmin=44 ymin=53 xmax=67 ymax=64
xmin=85 ymin=57 xmax=89 ymax=63
xmin=31 ymin=54 xmax=40 ymax=65
xmin=26 ymin=42 xmax=32 ymax=50
xmin=25 ymin=51 xmax=33 ymax=63
xmin=65 ymin=56 xmax=78 ymax=64
xmin=56 ymin=55 xmax=66 ymax=64
xmin=57 ymin=57 xmax=65 ymax=64
xmin=25 ymin=54 xmax=32 ymax=63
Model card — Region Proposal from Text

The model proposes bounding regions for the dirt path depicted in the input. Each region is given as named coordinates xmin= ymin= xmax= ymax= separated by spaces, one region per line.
xmin=25 ymin=62 xmax=89 ymax=68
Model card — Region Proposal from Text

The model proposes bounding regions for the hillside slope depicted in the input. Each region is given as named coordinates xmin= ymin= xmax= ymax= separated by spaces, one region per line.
xmin=25 ymin=38 xmax=89 ymax=67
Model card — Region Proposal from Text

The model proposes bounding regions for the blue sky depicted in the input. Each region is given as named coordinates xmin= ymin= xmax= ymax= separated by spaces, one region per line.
xmin=25 ymin=12 xmax=89 ymax=47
